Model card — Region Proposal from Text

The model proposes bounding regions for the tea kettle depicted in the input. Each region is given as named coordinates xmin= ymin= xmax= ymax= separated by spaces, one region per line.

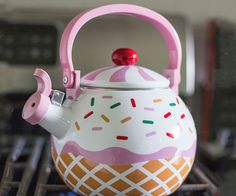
xmin=22 ymin=4 xmax=196 ymax=195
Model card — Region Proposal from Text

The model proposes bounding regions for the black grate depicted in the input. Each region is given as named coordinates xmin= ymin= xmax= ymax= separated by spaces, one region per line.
xmin=0 ymin=136 xmax=219 ymax=196
xmin=0 ymin=136 xmax=44 ymax=196
xmin=34 ymin=142 xmax=76 ymax=196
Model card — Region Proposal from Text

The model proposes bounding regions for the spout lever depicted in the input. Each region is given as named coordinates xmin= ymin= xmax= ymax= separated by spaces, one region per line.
xmin=22 ymin=68 xmax=52 ymax=125
xmin=34 ymin=68 xmax=52 ymax=96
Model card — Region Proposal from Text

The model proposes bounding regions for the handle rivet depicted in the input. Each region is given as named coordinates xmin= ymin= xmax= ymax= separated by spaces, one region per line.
xmin=63 ymin=76 xmax=68 ymax=84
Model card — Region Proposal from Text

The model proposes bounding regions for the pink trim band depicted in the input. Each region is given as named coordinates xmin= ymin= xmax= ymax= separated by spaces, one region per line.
xmin=138 ymin=67 xmax=156 ymax=81
xmin=110 ymin=66 xmax=129 ymax=82
xmin=59 ymin=140 xmax=196 ymax=165
xmin=84 ymin=66 xmax=114 ymax=81
xmin=59 ymin=4 xmax=182 ymax=94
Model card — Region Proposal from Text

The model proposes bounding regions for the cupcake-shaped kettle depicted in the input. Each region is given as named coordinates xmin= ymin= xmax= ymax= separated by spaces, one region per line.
xmin=22 ymin=4 xmax=197 ymax=195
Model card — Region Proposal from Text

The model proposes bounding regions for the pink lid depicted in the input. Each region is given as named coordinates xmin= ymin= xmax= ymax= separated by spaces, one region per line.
xmin=81 ymin=65 xmax=169 ymax=89
xmin=81 ymin=48 xmax=169 ymax=89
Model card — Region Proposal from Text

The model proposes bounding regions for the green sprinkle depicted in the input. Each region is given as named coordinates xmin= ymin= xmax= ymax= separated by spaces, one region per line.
xmin=169 ymin=103 xmax=176 ymax=106
xmin=90 ymin=97 xmax=95 ymax=106
xmin=110 ymin=102 xmax=121 ymax=109
xmin=142 ymin=120 xmax=154 ymax=124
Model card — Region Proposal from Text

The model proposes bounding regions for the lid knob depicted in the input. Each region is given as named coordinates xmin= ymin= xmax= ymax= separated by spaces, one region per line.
xmin=112 ymin=48 xmax=138 ymax=66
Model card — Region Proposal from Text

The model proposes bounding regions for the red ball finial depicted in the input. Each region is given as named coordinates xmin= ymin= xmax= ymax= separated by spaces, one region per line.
xmin=112 ymin=48 xmax=138 ymax=66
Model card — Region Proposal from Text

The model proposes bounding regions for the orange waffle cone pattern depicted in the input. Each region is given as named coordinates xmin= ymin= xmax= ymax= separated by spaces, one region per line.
xmin=52 ymin=149 xmax=194 ymax=196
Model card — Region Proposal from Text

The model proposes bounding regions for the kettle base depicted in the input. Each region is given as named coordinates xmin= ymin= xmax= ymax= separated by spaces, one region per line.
xmin=52 ymin=149 xmax=194 ymax=195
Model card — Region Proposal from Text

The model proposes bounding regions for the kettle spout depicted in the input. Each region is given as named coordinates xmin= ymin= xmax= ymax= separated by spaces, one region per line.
xmin=22 ymin=68 xmax=71 ymax=139
xmin=38 ymin=102 xmax=71 ymax=139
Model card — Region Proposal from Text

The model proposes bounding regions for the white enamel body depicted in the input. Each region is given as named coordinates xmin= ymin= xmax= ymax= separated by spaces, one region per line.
xmin=40 ymin=87 xmax=197 ymax=163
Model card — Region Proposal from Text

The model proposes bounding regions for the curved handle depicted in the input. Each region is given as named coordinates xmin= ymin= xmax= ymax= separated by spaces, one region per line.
xmin=60 ymin=4 xmax=182 ymax=94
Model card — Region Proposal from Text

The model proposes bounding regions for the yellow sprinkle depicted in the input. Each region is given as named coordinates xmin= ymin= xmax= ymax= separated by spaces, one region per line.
xmin=101 ymin=114 xmax=110 ymax=123
xmin=188 ymin=127 xmax=192 ymax=133
xmin=120 ymin=116 xmax=132 ymax=124
xmin=75 ymin=121 xmax=80 ymax=131
xmin=153 ymin=99 xmax=162 ymax=103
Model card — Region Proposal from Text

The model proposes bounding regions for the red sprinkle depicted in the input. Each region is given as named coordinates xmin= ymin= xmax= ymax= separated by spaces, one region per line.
xmin=116 ymin=136 xmax=128 ymax=140
xmin=176 ymin=97 xmax=180 ymax=104
xmin=166 ymin=132 xmax=174 ymax=139
xmin=130 ymin=98 xmax=136 ymax=108
xmin=180 ymin=114 xmax=185 ymax=119
xmin=84 ymin=111 xmax=94 ymax=119
xmin=164 ymin=112 xmax=171 ymax=118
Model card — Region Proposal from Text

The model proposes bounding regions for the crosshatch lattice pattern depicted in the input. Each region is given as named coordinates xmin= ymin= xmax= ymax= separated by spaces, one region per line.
xmin=52 ymin=150 xmax=194 ymax=196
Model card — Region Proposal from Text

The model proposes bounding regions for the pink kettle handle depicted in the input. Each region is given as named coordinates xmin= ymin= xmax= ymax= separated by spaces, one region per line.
xmin=60 ymin=4 xmax=182 ymax=94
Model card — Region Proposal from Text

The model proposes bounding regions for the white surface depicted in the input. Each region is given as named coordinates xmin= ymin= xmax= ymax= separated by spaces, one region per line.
xmin=50 ymin=88 xmax=196 ymax=155
xmin=39 ymin=103 xmax=72 ymax=139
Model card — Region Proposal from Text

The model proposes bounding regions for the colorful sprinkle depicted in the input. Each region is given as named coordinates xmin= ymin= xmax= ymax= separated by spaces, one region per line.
xmin=146 ymin=131 xmax=157 ymax=137
xmin=101 ymin=114 xmax=110 ymax=123
xmin=176 ymin=97 xmax=180 ymax=104
xmin=188 ymin=127 xmax=193 ymax=133
xmin=92 ymin=127 xmax=103 ymax=131
xmin=130 ymin=98 xmax=136 ymax=107
xmin=84 ymin=111 xmax=94 ymax=119
xmin=169 ymin=103 xmax=176 ymax=106
xmin=164 ymin=112 xmax=171 ymax=118
xmin=144 ymin=107 xmax=155 ymax=111
xmin=110 ymin=102 xmax=121 ymax=109
xmin=102 ymin=96 xmax=113 ymax=99
xmin=90 ymin=97 xmax=95 ymax=106
xmin=116 ymin=136 xmax=128 ymax=140
xmin=166 ymin=132 xmax=174 ymax=139
xmin=142 ymin=120 xmax=154 ymax=124
xmin=75 ymin=122 xmax=80 ymax=131
xmin=121 ymin=116 xmax=132 ymax=124
xmin=153 ymin=99 xmax=162 ymax=103
xmin=180 ymin=114 xmax=186 ymax=119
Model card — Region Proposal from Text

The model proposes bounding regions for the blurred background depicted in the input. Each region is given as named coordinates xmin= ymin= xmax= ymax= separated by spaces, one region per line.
xmin=0 ymin=0 xmax=236 ymax=195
